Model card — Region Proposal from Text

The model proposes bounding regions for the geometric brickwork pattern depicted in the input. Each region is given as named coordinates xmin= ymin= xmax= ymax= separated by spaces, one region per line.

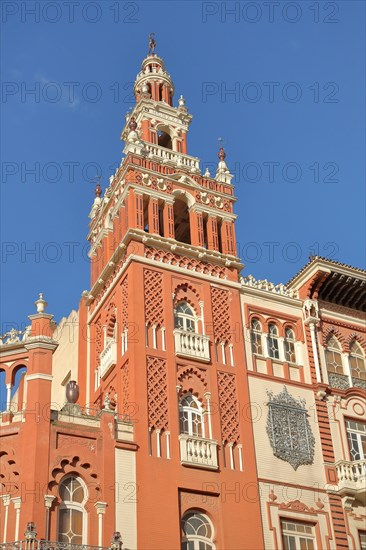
xmin=211 ymin=287 xmax=232 ymax=343
xmin=145 ymin=247 xmax=226 ymax=279
xmin=120 ymin=360 xmax=130 ymax=416
xmin=121 ymin=275 xmax=128 ymax=331
xmin=146 ymin=355 xmax=168 ymax=430
xmin=217 ymin=371 xmax=240 ymax=443
xmin=144 ymin=269 xmax=164 ymax=327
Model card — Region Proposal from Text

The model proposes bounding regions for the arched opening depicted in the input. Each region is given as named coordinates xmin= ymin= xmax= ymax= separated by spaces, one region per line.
xmin=58 ymin=476 xmax=87 ymax=544
xmin=284 ymin=327 xmax=296 ymax=364
xmin=174 ymin=198 xmax=191 ymax=244
xmin=179 ymin=393 xmax=204 ymax=438
xmin=349 ymin=340 xmax=366 ymax=382
xmin=325 ymin=335 xmax=343 ymax=375
xmin=157 ymin=129 xmax=172 ymax=149
xmin=250 ymin=318 xmax=262 ymax=356
xmin=267 ymin=323 xmax=279 ymax=359
xmin=181 ymin=511 xmax=215 ymax=550
xmin=174 ymin=302 xmax=197 ymax=333
xmin=0 ymin=370 xmax=6 ymax=411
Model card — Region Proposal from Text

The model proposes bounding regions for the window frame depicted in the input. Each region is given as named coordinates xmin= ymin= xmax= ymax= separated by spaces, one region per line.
xmin=179 ymin=393 xmax=205 ymax=438
xmin=181 ymin=511 xmax=215 ymax=550
xmin=345 ymin=419 xmax=366 ymax=461
xmin=349 ymin=341 xmax=366 ymax=381
xmin=267 ymin=323 xmax=280 ymax=360
xmin=281 ymin=519 xmax=316 ymax=550
xmin=325 ymin=335 xmax=344 ymax=375
xmin=284 ymin=327 xmax=297 ymax=364
xmin=250 ymin=318 xmax=263 ymax=356
xmin=57 ymin=475 xmax=88 ymax=545
xmin=174 ymin=302 xmax=197 ymax=333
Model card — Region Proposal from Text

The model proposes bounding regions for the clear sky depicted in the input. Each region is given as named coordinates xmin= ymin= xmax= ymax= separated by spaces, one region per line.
xmin=1 ymin=0 xmax=365 ymax=332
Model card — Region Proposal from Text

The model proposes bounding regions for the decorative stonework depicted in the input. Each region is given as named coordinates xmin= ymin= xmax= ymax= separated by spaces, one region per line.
xmin=120 ymin=360 xmax=130 ymax=414
xmin=145 ymin=247 xmax=226 ymax=279
xmin=278 ymin=499 xmax=318 ymax=514
xmin=121 ymin=276 xmax=128 ymax=331
xmin=217 ymin=372 xmax=240 ymax=443
xmin=146 ymin=356 xmax=168 ymax=430
xmin=328 ymin=373 xmax=350 ymax=390
xmin=211 ymin=287 xmax=231 ymax=343
xmin=0 ymin=326 xmax=31 ymax=345
xmin=352 ymin=377 xmax=366 ymax=390
xmin=266 ymin=386 xmax=315 ymax=470
xmin=144 ymin=269 xmax=164 ymax=327
xmin=241 ymin=275 xmax=298 ymax=298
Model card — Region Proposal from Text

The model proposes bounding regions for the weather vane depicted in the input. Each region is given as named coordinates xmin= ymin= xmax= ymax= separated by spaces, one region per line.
xmin=148 ymin=33 xmax=156 ymax=55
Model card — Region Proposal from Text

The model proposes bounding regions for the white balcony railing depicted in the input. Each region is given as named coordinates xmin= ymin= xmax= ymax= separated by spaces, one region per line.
xmin=173 ymin=329 xmax=210 ymax=362
xmin=335 ymin=459 xmax=366 ymax=501
xmin=99 ymin=339 xmax=117 ymax=379
xmin=145 ymin=143 xmax=200 ymax=173
xmin=179 ymin=434 xmax=218 ymax=470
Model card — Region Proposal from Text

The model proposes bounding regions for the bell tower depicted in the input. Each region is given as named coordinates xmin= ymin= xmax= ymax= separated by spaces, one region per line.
xmin=83 ymin=36 xmax=264 ymax=550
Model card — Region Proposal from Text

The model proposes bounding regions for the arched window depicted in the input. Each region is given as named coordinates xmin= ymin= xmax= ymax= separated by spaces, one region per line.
xmin=250 ymin=319 xmax=262 ymax=355
xmin=267 ymin=324 xmax=279 ymax=359
xmin=58 ymin=476 xmax=87 ymax=544
xmin=325 ymin=335 xmax=343 ymax=375
xmin=175 ymin=302 xmax=196 ymax=333
xmin=179 ymin=394 xmax=204 ymax=437
xmin=349 ymin=341 xmax=366 ymax=381
xmin=284 ymin=327 xmax=296 ymax=364
xmin=174 ymin=198 xmax=191 ymax=244
xmin=181 ymin=511 xmax=215 ymax=550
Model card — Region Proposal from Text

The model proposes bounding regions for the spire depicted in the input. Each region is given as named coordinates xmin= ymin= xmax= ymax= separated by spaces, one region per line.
xmin=148 ymin=33 xmax=156 ymax=56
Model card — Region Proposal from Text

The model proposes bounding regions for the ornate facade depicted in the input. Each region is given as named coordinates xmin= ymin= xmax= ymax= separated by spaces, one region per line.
xmin=0 ymin=43 xmax=365 ymax=550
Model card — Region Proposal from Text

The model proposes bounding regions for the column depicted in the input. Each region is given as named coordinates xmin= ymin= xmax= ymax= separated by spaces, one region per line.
xmin=5 ymin=383 xmax=12 ymax=411
xmin=163 ymin=200 xmax=175 ymax=239
xmin=2 ymin=495 xmax=10 ymax=543
xmin=44 ymin=495 xmax=56 ymax=540
xmin=12 ymin=497 xmax=21 ymax=541
xmin=148 ymin=197 xmax=159 ymax=234
xmin=94 ymin=502 xmax=107 ymax=547
xmin=207 ymin=216 xmax=219 ymax=251
xmin=309 ymin=322 xmax=322 ymax=383
xmin=204 ymin=392 xmax=212 ymax=440
xmin=342 ymin=353 xmax=352 ymax=387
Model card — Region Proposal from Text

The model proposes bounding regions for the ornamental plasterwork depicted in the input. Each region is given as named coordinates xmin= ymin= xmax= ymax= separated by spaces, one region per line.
xmin=266 ymin=386 xmax=315 ymax=470
xmin=241 ymin=274 xmax=298 ymax=298
xmin=328 ymin=373 xmax=350 ymax=390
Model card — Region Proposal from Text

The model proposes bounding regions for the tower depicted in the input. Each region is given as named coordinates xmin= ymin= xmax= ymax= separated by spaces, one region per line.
xmin=84 ymin=39 xmax=264 ymax=549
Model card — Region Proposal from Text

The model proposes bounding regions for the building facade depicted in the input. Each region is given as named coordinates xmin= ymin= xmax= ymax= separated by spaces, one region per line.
xmin=0 ymin=45 xmax=365 ymax=550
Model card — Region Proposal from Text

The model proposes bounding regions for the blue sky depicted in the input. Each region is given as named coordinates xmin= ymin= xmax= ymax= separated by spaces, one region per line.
xmin=1 ymin=0 xmax=365 ymax=332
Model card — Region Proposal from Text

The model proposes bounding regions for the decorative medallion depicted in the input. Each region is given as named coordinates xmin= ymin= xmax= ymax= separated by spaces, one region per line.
xmin=266 ymin=386 xmax=315 ymax=470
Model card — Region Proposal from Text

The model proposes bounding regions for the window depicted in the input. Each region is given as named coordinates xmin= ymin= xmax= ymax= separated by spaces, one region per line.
xmin=267 ymin=324 xmax=279 ymax=359
xmin=281 ymin=520 xmax=315 ymax=550
xmin=179 ymin=394 xmax=204 ymax=438
xmin=58 ymin=477 xmax=86 ymax=544
xmin=284 ymin=328 xmax=296 ymax=364
xmin=175 ymin=302 xmax=196 ymax=333
xmin=325 ymin=335 xmax=343 ymax=374
xmin=349 ymin=341 xmax=366 ymax=381
xmin=346 ymin=420 xmax=366 ymax=461
xmin=181 ymin=512 xmax=215 ymax=550
xmin=250 ymin=319 xmax=263 ymax=355
xmin=359 ymin=531 xmax=366 ymax=550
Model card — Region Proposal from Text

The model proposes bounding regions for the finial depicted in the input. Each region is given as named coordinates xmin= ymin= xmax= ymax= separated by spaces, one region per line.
xmin=95 ymin=183 xmax=102 ymax=197
xmin=218 ymin=147 xmax=226 ymax=161
xmin=35 ymin=293 xmax=47 ymax=314
xmin=148 ymin=33 xmax=156 ymax=55
xmin=178 ymin=95 xmax=186 ymax=108
xmin=128 ymin=116 xmax=137 ymax=131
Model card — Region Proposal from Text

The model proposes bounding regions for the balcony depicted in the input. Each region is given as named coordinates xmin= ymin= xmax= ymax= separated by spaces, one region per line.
xmin=145 ymin=143 xmax=200 ymax=173
xmin=173 ymin=329 xmax=210 ymax=362
xmin=335 ymin=459 xmax=366 ymax=502
xmin=99 ymin=339 xmax=117 ymax=379
xmin=179 ymin=434 xmax=218 ymax=470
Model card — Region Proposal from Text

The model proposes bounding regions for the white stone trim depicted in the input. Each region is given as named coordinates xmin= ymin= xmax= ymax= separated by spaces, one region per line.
xmin=25 ymin=373 xmax=53 ymax=382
